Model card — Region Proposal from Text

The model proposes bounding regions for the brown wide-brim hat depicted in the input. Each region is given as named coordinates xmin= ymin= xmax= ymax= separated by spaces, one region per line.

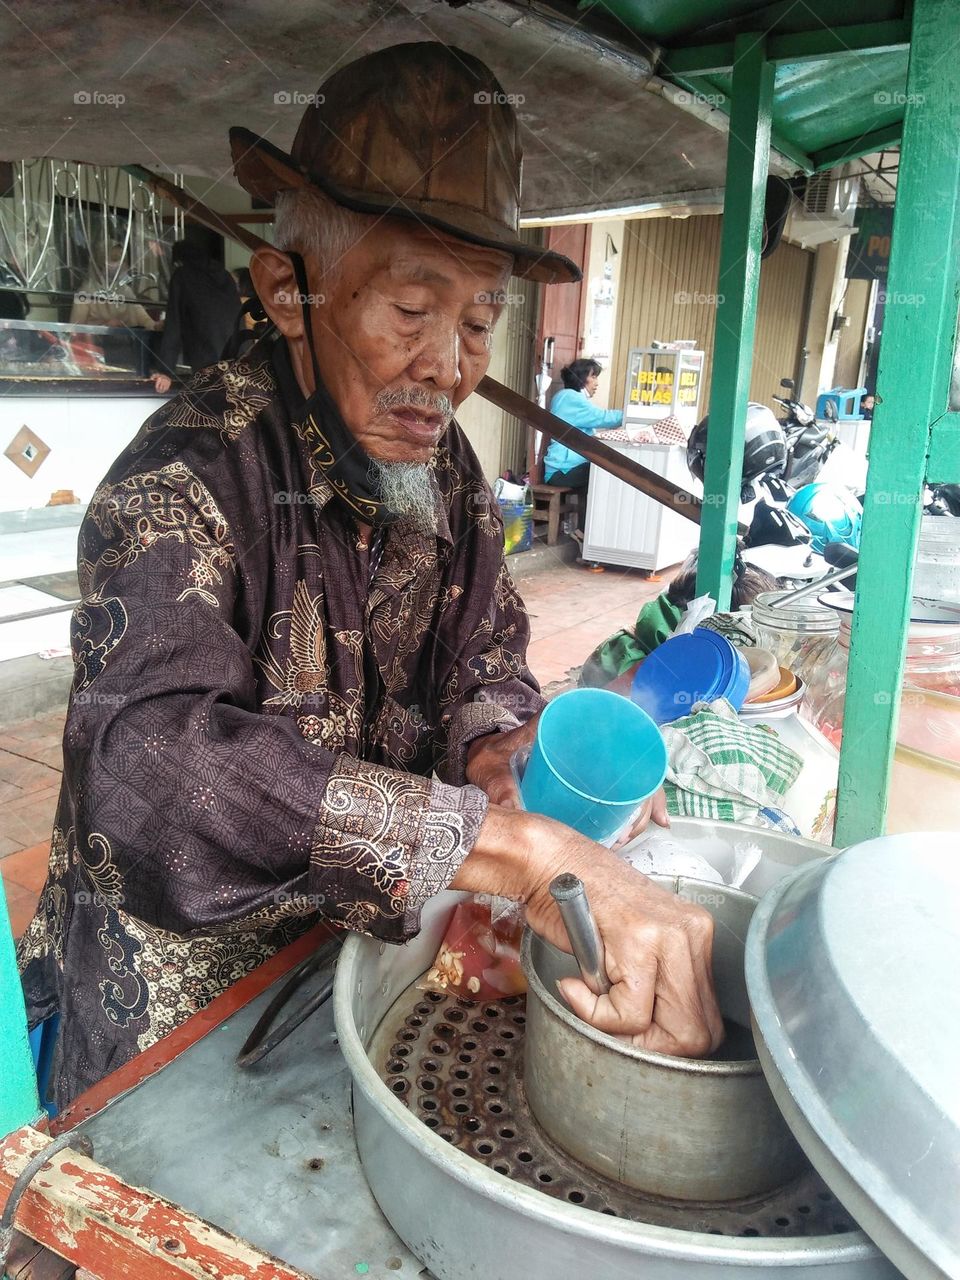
xmin=230 ymin=42 xmax=580 ymax=286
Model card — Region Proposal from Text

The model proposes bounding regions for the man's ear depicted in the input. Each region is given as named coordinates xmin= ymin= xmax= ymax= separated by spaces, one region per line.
xmin=250 ymin=247 xmax=303 ymax=339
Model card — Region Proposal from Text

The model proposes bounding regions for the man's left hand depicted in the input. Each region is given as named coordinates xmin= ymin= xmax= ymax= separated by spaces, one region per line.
xmin=466 ymin=719 xmax=670 ymax=839
xmin=465 ymin=717 xmax=538 ymax=808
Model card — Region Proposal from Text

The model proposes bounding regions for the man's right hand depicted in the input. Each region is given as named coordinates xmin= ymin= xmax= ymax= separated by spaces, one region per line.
xmin=452 ymin=807 xmax=724 ymax=1058
xmin=151 ymin=372 xmax=172 ymax=394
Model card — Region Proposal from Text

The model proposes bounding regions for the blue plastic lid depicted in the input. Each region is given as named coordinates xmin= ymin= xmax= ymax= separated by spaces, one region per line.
xmin=630 ymin=629 xmax=750 ymax=724
xmin=629 ymin=632 xmax=727 ymax=724
xmin=695 ymin=627 xmax=750 ymax=711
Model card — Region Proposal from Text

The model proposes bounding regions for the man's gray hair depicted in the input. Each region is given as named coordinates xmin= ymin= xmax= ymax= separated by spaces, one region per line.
xmin=273 ymin=187 xmax=374 ymax=283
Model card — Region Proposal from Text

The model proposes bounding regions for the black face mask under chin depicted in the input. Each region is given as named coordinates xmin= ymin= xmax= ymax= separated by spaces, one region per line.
xmin=279 ymin=251 xmax=396 ymax=528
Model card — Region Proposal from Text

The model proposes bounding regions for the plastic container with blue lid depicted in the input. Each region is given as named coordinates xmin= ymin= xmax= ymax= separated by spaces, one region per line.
xmin=629 ymin=628 xmax=750 ymax=725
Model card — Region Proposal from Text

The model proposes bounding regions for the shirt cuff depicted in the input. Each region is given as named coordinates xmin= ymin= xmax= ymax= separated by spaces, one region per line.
xmin=438 ymin=696 xmax=544 ymax=786
xmin=309 ymin=754 xmax=488 ymax=942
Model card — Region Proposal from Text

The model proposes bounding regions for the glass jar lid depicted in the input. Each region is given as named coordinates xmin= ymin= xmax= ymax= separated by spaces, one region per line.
xmin=750 ymin=592 xmax=841 ymax=635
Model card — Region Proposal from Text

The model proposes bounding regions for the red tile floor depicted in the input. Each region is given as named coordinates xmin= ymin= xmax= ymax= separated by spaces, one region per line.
xmin=0 ymin=558 xmax=669 ymax=938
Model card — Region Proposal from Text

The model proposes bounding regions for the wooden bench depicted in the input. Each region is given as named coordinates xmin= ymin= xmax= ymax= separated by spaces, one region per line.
xmin=530 ymin=483 xmax=580 ymax=546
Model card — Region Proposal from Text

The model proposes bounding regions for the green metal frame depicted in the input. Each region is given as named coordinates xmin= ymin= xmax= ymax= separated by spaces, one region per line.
xmin=834 ymin=0 xmax=960 ymax=843
xmin=663 ymin=21 xmax=911 ymax=75
xmin=692 ymin=0 xmax=959 ymax=843
xmin=695 ymin=35 xmax=773 ymax=610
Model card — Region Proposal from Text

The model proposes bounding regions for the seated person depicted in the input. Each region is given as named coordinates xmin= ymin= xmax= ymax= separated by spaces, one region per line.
xmin=543 ymin=358 xmax=622 ymax=493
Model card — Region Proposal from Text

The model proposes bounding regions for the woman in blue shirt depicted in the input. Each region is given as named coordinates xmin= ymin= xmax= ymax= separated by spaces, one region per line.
xmin=544 ymin=359 xmax=623 ymax=490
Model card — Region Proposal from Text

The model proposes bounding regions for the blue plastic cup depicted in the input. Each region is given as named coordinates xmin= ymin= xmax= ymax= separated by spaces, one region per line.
xmin=518 ymin=688 xmax=668 ymax=844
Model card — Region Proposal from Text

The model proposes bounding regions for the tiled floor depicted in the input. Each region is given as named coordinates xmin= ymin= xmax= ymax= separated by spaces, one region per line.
xmin=0 ymin=556 xmax=670 ymax=938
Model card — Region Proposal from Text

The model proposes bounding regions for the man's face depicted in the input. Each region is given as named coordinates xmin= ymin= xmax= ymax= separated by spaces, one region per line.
xmin=304 ymin=221 xmax=513 ymax=463
xmin=585 ymin=372 xmax=599 ymax=397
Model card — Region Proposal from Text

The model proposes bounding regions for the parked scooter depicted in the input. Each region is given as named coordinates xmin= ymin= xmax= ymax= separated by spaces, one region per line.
xmin=772 ymin=378 xmax=835 ymax=488
xmin=773 ymin=377 xmax=866 ymax=493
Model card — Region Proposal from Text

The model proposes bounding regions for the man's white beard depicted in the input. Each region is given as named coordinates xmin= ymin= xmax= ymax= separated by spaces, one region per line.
xmin=368 ymin=459 xmax=438 ymax=535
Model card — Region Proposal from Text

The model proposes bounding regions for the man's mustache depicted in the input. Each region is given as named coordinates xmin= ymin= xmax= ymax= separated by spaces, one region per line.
xmin=374 ymin=387 xmax=454 ymax=423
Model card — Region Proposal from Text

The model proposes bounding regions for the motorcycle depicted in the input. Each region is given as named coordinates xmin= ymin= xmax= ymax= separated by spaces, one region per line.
xmin=773 ymin=377 xmax=867 ymax=493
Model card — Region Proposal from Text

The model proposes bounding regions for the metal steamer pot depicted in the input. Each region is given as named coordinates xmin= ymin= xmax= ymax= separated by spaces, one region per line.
xmin=522 ymin=879 xmax=806 ymax=1202
xmin=334 ymin=820 xmax=900 ymax=1280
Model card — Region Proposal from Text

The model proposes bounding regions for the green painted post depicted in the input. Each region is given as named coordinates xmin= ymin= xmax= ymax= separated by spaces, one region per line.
xmin=834 ymin=0 xmax=960 ymax=845
xmin=696 ymin=35 xmax=774 ymax=609
xmin=0 ymin=878 xmax=41 ymax=1136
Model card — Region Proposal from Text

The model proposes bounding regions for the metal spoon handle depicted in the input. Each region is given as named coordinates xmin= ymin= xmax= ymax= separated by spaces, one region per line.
xmin=549 ymin=873 xmax=611 ymax=996
xmin=768 ymin=561 xmax=857 ymax=607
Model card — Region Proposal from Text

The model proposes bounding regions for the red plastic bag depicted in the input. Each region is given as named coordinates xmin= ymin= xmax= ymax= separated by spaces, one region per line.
xmin=419 ymin=897 xmax=526 ymax=1001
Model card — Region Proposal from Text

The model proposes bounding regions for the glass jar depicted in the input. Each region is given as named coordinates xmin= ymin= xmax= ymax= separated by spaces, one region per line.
xmin=749 ymin=593 xmax=840 ymax=687
xmin=803 ymin=616 xmax=960 ymax=749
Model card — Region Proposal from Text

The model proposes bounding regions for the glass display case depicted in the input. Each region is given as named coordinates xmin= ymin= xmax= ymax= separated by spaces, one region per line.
xmin=0 ymin=318 xmax=153 ymax=382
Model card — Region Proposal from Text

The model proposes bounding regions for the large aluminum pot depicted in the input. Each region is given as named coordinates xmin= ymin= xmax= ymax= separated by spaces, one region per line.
xmin=522 ymin=879 xmax=805 ymax=1201
xmin=334 ymin=819 xmax=901 ymax=1280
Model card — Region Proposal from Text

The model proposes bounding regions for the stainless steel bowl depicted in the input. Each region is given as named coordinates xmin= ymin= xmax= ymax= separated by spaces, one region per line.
xmin=522 ymin=878 xmax=805 ymax=1201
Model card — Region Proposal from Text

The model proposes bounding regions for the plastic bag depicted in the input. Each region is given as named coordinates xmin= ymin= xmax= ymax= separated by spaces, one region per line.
xmin=418 ymin=896 xmax=527 ymax=1001
xmin=673 ymin=593 xmax=717 ymax=636
xmin=618 ymin=827 xmax=724 ymax=884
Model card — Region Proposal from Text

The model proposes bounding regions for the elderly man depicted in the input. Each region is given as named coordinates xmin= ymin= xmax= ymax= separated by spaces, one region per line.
xmin=19 ymin=43 xmax=722 ymax=1108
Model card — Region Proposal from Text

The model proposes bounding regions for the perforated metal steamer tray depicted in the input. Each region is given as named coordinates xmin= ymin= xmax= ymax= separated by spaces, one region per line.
xmin=335 ymin=819 xmax=903 ymax=1280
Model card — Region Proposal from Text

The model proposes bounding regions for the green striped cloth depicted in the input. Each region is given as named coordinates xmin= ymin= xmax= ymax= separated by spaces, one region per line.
xmin=662 ymin=699 xmax=803 ymax=825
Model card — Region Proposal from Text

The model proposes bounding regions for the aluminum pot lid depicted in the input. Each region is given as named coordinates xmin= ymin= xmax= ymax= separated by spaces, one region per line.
xmin=745 ymin=834 xmax=960 ymax=1280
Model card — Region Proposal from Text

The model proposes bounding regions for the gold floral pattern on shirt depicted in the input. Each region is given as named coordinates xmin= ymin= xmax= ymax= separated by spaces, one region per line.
xmin=88 ymin=461 xmax=235 ymax=607
xmin=147 ymin=357 xmax=275 ymax=443
xmin=255 ymin=581 xmax=366 ymax=753
xmin=312 ymin=755 xmax=485 ymax=935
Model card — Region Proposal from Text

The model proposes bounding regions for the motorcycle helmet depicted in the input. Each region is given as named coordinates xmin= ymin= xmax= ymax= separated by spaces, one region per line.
xmin=787 ymin=482 xmax=862 ymax=554
xmin=687 ymin=404 xmax=787 ymax=492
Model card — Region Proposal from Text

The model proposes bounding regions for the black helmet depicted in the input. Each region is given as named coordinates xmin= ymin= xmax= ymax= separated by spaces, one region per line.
xmin=746 ymin=500 xmax=812 ymax=549
xmin=686 ymin=403 xmax=787 ymax=488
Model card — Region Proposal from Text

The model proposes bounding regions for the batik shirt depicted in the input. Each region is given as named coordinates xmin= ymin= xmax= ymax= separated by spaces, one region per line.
xmin=17 ymin=346 xmax=543 ymax=1107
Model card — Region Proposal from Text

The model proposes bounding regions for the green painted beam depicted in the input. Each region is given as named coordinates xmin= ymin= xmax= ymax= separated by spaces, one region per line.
xmin=663 ymin=21 xmax=910 ymax=75
xmin=696 ymin=36 xmax=774 ymax=609
xmin=834 ymin=0 xmax=960 ymax=846
xmin=0 ymin=878 xmax=41 ymax=1137
xmin=810 ymin=124 xmax=904 ymax=171
xmin=661 ymin=42 xmax=737 ymax=76
xmin=926 ymin=411 xmax=960 ymax=484
xmin=667 ymin=73 xmax=813 ymax=173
